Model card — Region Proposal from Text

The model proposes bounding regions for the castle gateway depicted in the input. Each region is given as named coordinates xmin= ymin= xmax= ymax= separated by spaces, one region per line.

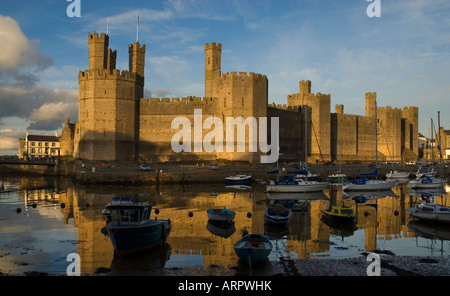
xmin=74 ymin=33 xmax=418 ymax=164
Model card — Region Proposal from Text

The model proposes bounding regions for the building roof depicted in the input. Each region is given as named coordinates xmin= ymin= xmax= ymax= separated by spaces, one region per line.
xmin=27 ymin=135 xmax=59 ymax=142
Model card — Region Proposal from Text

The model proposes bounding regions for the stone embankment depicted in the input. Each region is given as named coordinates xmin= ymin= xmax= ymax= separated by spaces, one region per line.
xmin=1 ymin=160 xmax=448 ymax=185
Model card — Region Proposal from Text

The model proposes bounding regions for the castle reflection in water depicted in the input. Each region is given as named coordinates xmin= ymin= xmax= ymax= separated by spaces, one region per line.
xmin=6 ymin=175 xmax=450 ymax=275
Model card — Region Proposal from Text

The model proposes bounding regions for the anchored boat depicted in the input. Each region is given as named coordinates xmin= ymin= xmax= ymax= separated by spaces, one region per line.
xmin=102 ymin=197 xmax=171 ymax=255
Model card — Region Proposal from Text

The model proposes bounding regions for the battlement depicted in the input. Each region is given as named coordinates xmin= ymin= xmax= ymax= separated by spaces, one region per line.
xmin=268 ymin=102 xmax=301 ymax=112
xmin=378 ymin=106 xmax=402 ymax=112
xmin=78 ymin=69 xmax=140 ymax=82
xmin=88 ymin=32 xmax=108 ymax=41
xmin=205 ymin=42 xmax=222 ymax=51
xmin=220 ymin=71 xmax=268 ymax=81
xmin=141 ymin=96 xmax=218 ymax=104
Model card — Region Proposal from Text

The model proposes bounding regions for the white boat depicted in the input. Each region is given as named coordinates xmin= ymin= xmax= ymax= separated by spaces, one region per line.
xmin=326 ymin=172 xmax=348 ymax=185
xmin=342 ymin=176 xmax=396 ymax=191
xmin=414 ymin=168 xmax=436 ymax=179
xmin=408 ymin=202 xmax=450 ymax=223
xmin=407 ymin=176 xmax=447 ymax=189
xmin=266 ymin=176 xmax=329 ymax=193
xmin=225 ymin=175 xmax=251 ymax=184
xmin=386 ymin=170 xmax=410 ymax=179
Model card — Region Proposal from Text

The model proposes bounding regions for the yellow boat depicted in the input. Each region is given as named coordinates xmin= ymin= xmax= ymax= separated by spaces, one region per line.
xmin=323 ymin=205 xmax=356 ymax=222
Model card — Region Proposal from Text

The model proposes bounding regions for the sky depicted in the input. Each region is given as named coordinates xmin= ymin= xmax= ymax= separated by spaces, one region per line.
xmin=1 ymin=0 xmax=449 ymax=155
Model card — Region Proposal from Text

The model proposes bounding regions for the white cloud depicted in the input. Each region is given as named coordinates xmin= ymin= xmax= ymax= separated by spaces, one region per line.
xmin=0 ymin=128 xmax=24 ymax=150
xmin=29 ymin=102 xmax=78 ymax=122
xmin=0 ymin=14 xmax=52 ymax=74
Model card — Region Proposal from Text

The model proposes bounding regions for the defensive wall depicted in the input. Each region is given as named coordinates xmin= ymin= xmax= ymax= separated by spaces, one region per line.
xmin=73 ymin=33 xmax=419 ymax=165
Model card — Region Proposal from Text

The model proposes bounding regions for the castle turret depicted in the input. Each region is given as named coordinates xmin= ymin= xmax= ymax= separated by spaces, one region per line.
xmin=365 ymin=92 xmax=377 ymax=118
xmin=129 ymin=42 xmax=146 ymax=79
xmin=88 ymin=33 xmax=109 ymax=70
xmin=204 ymin=42 xmax=222 ymax=98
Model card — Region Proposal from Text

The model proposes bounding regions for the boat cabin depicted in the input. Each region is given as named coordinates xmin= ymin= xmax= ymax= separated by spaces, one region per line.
xmin=103 ymin=197 xmax=153 ymax=224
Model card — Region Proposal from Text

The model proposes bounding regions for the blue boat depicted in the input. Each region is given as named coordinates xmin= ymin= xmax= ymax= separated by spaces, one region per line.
xmin=233 ymin=234 xmax=273 ymax=264
xmin=102 ymin=197 xmax=171 ymax=255
xmin=264 ymin=206 xmax=292 ymax=226
xmin=207 ymin=208 xmax=236 ymax=223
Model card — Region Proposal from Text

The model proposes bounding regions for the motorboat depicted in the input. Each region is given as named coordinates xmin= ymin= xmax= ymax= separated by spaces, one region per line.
xmin=102 ymin=197 xmax=171 ymax=255
xmin=266 ymin=176 xmax=329 ymax=193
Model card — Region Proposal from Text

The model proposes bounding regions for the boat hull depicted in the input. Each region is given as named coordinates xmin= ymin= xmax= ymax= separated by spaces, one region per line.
xmin=407 ymin=178 xmax=446 ymax=189
xmin=408 ymin=208 xmax=450 ymax=223
xmin=342 ymin=180 xmax=396 ymax=191
xmin=207 ymin=209 xmax=236 ymax=222
xmin=266 ymin=182 xmax=329 ymax=193
xmin=234 ymin=234 xmax=273 ymax=264
xmin=225 ymin=175 xmax=251 ymax=185
xmin=107 ymin=220 xmax=171 ymax=255
xmin=264 ymin=207 xmax=291 ymax=226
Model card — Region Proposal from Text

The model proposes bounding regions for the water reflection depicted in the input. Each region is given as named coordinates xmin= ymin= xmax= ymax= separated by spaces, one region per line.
xmin=1 ymin=175 xmax=450 ymax=275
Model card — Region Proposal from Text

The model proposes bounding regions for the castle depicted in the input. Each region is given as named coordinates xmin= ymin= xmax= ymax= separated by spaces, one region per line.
xmin=73 ymin=33 xmax=418 ymax=164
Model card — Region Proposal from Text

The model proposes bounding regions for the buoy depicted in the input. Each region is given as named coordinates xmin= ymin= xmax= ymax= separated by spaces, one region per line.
xmin=188 ymin=211 xmax=193 ymax=217
xmin=60 ymin=203 xmax=66 ymax=209
xmin=16 ymin=207 xmax=22 ymax=213
xmin=247 ymin=212 xmax=252 ymax=218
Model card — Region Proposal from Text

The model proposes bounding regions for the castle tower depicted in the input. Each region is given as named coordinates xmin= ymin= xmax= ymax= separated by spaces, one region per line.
xmin=74 ymin=33 xmax=145 ymax=161
xmin=287 ymin=80 xmax=331 ymax=163
xmin=204 ymin=42 xmax=222 ymax=98
xmin=88 ymin=32 xmax=109 ymax=70
xmin=365 ymin=92 xmax=377 ymax=118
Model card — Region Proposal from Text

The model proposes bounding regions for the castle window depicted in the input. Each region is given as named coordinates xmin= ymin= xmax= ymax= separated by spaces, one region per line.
xmin=208 ymin=57 xmax=210 ymax=65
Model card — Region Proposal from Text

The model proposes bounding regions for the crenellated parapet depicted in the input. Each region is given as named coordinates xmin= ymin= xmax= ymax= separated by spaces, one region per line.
xmin=78 ymin=69 xmax=141 ymax=82
xmin=220 ymin=71 xmax=267 ymax=81
xmin=140 ymin=96 xmax=219 ymax=115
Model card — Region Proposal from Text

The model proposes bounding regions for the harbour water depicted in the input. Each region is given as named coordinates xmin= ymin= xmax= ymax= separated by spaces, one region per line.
xmin=0 ymin=174 xmax=449 ymax=276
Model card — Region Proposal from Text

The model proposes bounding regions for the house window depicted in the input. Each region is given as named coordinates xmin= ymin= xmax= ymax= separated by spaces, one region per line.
xmin=38 ymin=142 xmax=42 ymax=146
xmin=31 ymin=148 xmax=35 ymax=153
xmin=31 ymin=142 xmax=35 ymax=146
xmin=45 ymin=142 xmax=48 ymax=147
xmin=52 ymin=142 xmax=55 ymax=147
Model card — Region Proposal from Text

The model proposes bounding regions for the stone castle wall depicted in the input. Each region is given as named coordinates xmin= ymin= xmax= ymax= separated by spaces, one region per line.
xmin=73 ymin=33 xmax=419 ymax=164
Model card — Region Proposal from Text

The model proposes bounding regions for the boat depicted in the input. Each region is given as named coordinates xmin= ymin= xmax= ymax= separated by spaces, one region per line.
xmin=343 ymin=189 xmax=395 ymax=202
xmin=207 ymin=220 xmax=236 ymax=238
xmin=414 ymin=167 xmax=436 ymax=179
xmin=233 ymin=234 xmax=273 ymax=264
xmin=265 ymin=191 xmax=329 ymax=201
xmin=288 ymin=170 xmax=319 ymax=181
xmin=408 ymin=202 xmax=450 ymax=223
xmin=266 ymin=176 xmax=329 ymax=193
xmin=264 ymin=206 xmax=292 ymax=226
xmin=407 ymin=175 xmax=447 ymax=189
xmin=342 ymin=176 xmax=396 ymax=191
xmin=322 ymin=205 xmax=356 ymax=223
xmin=207 ymin=208 xmax=236 ymax=223
xmin=386 ymin=170 xmax=410 ymax=179
xmin=327 ymin=173 xmax=348 ymax=184
xmin=102 ymin=197 xmax=171 ymax=255
xmin=225 ymin=175 xmax=251 ymax=185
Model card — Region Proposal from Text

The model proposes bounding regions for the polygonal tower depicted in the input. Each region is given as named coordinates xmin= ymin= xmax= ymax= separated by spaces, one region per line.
xmin=74 ymin=32 xmax=145 ymax=161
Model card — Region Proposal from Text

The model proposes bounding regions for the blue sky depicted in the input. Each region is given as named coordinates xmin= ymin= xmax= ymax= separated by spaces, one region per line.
xmin=1 ymin=0 xmax=449 ymax=155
